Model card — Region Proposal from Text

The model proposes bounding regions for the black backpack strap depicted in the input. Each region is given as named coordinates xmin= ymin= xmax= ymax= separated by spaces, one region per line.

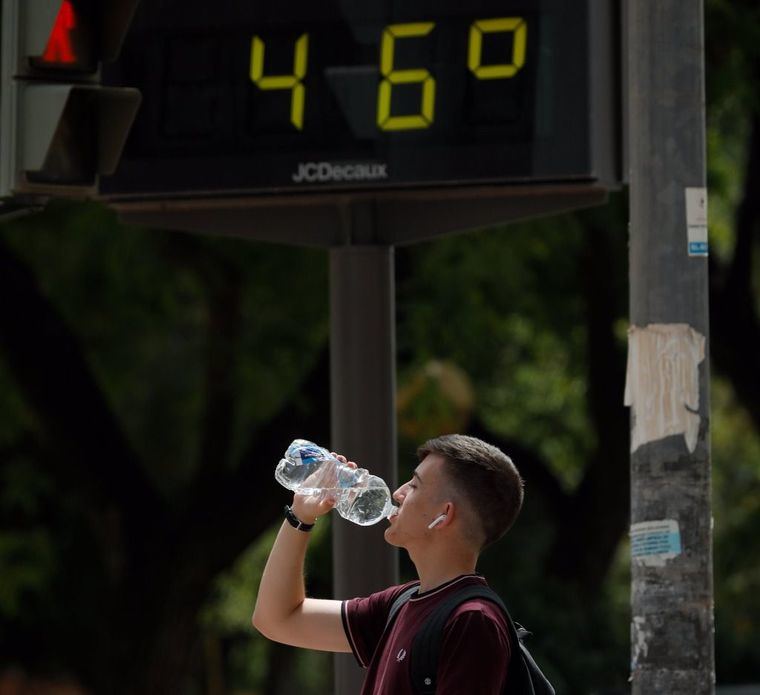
xmin=409 ymin=585 xmax=505 ymax=694
xmin=385 ymin=583 xmax=421 ymax=631
xmin=409 ymin=585 xmax=555 ymax=695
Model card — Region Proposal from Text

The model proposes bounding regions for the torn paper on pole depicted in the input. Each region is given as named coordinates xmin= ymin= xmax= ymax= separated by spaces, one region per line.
xmin=631 ymin=616 xmax=652 ymax=673
xmin=624 ymin=323 xmax=706 ymax=453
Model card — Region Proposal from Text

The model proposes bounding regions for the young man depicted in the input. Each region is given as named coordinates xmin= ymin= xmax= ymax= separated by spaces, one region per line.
xmin=252 ymin=434 xmax=524 ymax=694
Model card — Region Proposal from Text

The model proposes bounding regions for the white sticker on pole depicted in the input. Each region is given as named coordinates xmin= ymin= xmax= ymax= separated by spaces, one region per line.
xmin=685 ymin=187 xmax=708 ymax=256
xmin=630 ymin=519 xmax=682 ymax=566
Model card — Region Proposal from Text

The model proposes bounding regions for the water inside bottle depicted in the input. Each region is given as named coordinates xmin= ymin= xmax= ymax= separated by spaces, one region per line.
xmin=339 ymin=481 xmax=394 ymax=525
xmin=347 ymin=491 xmax=390 ymax=524
xmin=275 ymin=458 xmax=326 ymax=491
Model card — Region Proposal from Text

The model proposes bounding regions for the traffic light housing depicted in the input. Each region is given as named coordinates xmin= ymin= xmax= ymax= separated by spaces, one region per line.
xmin=0 ymin=0 xmax=142 ymax=199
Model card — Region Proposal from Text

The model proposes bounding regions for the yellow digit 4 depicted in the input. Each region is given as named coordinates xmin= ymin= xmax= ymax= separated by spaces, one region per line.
xmin=377 ymin=22 xmax=436 ymax=131
xmin=469 ymin=18 xmax=527 ymax=79
xmin=250 ymin=33 xmax=309 ymax=130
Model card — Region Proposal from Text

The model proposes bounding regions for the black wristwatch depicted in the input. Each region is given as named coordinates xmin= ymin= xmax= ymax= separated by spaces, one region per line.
xmin=284 ymin=505 xmax=315 ymax=532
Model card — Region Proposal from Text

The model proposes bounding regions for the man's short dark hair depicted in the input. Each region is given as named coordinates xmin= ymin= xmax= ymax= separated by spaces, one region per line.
xmin=417 ymin=434 xmax=524 ymax=549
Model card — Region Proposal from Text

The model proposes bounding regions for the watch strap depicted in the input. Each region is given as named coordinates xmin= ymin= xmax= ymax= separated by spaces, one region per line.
xmin=284 ymin=505 xmax=315 ymax=532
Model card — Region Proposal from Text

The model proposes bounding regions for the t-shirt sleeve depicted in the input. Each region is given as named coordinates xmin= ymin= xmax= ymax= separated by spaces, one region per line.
xmin=436 ymin=601 xmax=511 ymax=694
xmin=342 ymin=584 xmax=409 ymax=668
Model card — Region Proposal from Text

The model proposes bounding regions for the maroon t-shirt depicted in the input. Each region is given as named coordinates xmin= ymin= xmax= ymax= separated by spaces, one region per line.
xmin=342 ymin=574 xmax=511 ymax=695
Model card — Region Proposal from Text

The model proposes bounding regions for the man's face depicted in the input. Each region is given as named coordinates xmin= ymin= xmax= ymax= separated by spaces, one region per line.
xmin=384 ymin=453 xmax=450 ymax=549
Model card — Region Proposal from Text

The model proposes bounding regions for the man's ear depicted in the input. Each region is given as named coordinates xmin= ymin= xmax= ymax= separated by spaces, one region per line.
xmin=428 ymin=514 xmax=447 ymax=529
xmin=427 ymin=503 xmax=454 ymax=529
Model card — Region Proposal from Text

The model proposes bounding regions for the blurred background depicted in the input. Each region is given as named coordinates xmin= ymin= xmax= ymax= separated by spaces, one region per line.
xmin=1 ymin=1 xmax=759 ymax=693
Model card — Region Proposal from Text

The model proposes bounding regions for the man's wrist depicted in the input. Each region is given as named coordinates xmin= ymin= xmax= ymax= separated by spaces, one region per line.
xmin=290 ymin=499 xmax=318 ymax=525
xmin=284 ymin=505 xmax=316 ymax=531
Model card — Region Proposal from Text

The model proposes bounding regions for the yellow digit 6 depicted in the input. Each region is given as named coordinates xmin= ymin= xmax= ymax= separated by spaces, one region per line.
xmin=250 ymin=33 xmax=309 ymax=130
xmin=377 ymin=22 xmax=436 ymax=131
xmin=468 ymin=18 xmax=527 ymax=79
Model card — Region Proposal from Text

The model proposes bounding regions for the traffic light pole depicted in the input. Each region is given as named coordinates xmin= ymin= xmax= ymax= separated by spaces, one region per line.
xmin=626 ymin=1 xmax=715 ymax=692
xmin=329 ymin=241 xmax=399 ymax=695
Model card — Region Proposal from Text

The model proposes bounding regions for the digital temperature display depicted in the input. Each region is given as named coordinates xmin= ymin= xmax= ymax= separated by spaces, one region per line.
xmin=102 ymin=0 xmax=611 ymax=199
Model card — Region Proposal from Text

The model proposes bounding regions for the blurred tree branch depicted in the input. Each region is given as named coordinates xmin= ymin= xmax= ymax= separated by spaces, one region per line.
xmin=160 ymin=234 xmax=245 ymax=494
xmin=710 ymin=108 xmax=760 ymax=430
xmin=544 ymin=214 xmax=630 ymax=592
xmin=0 ymin=230 xmax=331 ymax=693
xmin=0 ymin=236 xmax=165 ymax=543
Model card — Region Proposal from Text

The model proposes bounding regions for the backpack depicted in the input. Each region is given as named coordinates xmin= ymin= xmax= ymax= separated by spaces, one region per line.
xmin=386 ymin=583 xmax=555 ymax=695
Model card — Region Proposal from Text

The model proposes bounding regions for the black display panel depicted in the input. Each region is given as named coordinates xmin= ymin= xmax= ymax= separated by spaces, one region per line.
xmin=102 ymin=0 xmax=599 ymax=198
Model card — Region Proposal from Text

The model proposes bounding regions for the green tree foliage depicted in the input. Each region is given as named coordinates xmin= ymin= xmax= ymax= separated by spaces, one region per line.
xmin=705 ymin=1 xmax=760 ymax=684
xmin=0 ymin=202 xmax=332 ymax=693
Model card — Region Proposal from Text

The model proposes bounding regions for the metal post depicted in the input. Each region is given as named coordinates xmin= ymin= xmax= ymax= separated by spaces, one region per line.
xmin=627 ymin=1 xmax=714 ymax=692
xmin=330 ymin=245 xmax=399 ymax=695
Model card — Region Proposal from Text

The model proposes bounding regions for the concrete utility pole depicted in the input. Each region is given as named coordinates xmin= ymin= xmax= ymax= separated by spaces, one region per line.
xmin=626 ymin=2 xmax=715 ymax=693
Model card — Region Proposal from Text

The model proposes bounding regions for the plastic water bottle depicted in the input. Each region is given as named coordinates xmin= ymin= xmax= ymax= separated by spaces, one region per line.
xmin=275 ymin=439 xmax=396 ymax=526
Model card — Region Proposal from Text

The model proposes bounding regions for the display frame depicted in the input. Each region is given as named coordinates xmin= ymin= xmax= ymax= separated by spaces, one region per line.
xmin=100 ymin=0 xmax=621 ymax=246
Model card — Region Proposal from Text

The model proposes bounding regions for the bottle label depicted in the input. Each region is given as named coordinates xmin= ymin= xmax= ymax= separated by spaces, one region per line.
xmin=288 ymin=441 xmax=328 ymax=467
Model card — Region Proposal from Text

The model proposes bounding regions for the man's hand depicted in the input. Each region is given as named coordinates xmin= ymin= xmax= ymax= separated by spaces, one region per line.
xmin=290 ymin=453 xmax=357 ymax=524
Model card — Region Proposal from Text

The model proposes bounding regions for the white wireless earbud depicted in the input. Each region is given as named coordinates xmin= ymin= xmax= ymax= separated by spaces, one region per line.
xmin=427 ymin=514 xmax=447 ymax=529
